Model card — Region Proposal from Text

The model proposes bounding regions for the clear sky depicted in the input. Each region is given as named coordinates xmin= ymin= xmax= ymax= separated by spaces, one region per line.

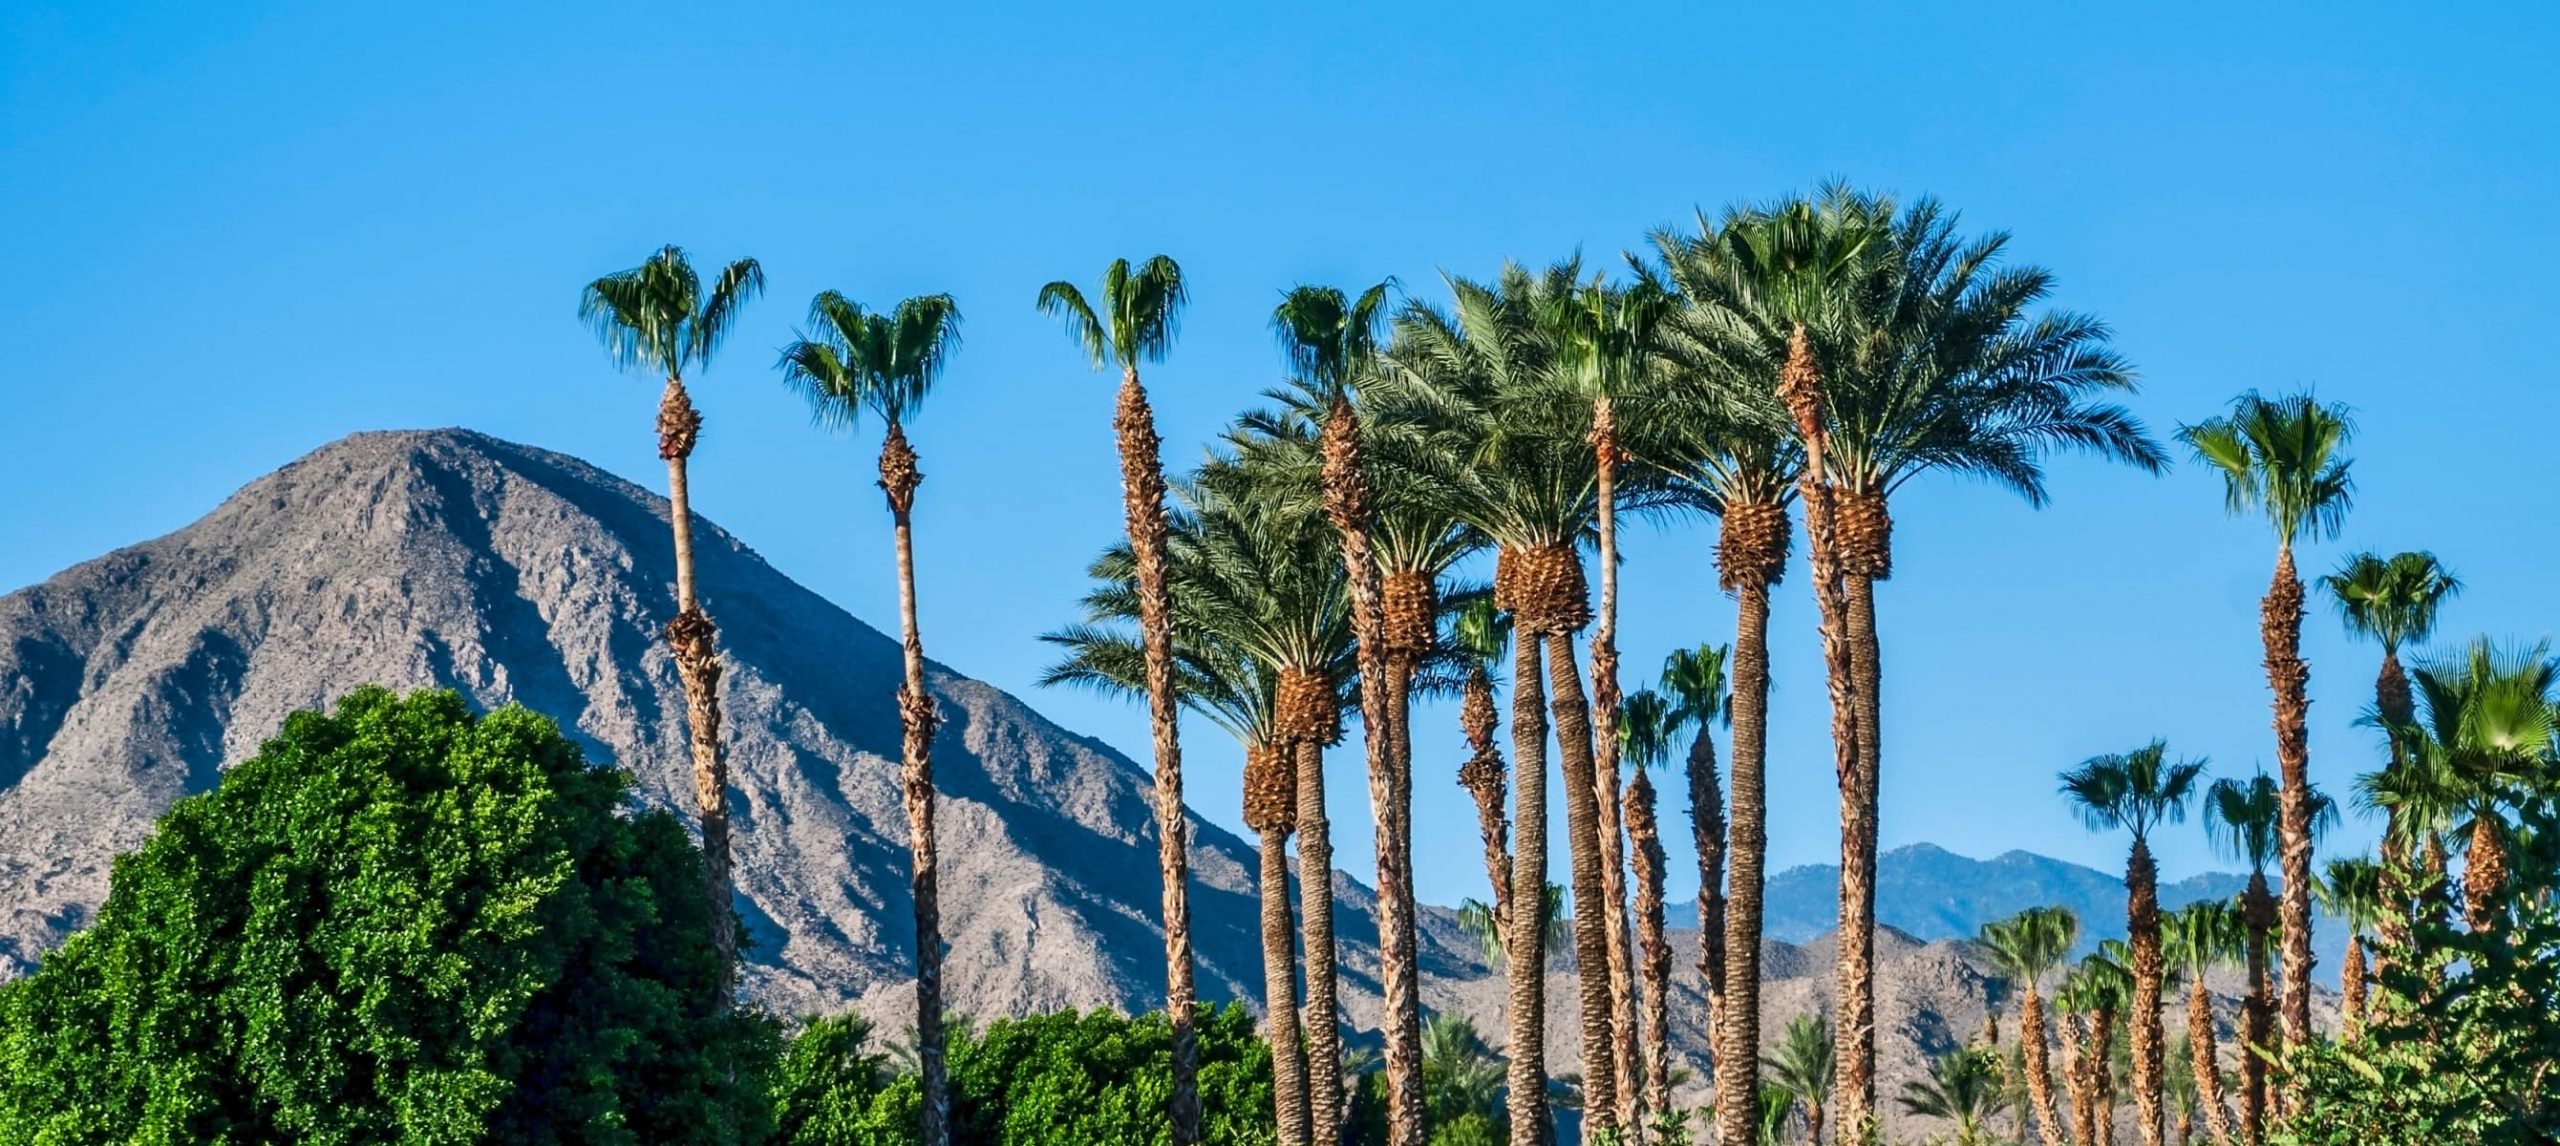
xmin=5 ymin=1 xmax=2555 ymax=908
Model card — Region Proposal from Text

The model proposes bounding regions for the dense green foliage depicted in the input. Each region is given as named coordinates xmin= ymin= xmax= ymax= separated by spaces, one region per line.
xmin=0 ymin=687 xmax=776 ymax=1145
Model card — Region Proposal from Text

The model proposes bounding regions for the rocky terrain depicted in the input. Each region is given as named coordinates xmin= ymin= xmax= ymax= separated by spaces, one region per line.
xmin=0 ymin=428 xmax=2289 ymax=1137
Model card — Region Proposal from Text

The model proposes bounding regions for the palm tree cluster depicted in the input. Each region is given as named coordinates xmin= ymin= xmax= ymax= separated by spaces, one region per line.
xmin=571 ymin=180 xmax=2549 ymax=1146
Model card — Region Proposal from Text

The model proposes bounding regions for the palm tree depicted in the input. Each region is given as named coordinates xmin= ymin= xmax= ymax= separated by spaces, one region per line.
xmin=2164 ymin=899 xmax=2244 ymax=1146
xmin=2317 ymin=857 xmax=2385 ymax=1040
xmin=1899 ymin=1048 xmax=2012 ymax=1146
xmin=1980 ymin=906 xmax=2079 ymax=1146
xmin=1421 ymin=1014 xmax=1510 ymax=1135
xmin=1618 ymin=687 xmax=1683 ymax=1129
xmin=778 ymin=288 xmax=962 ymax=1144
xmin=1458 ymin=883 xmax=1571 ymax=969
xmin=577 ymin=245 xmax=764 ymax=993
xmin=2164 ymin=1034 xmax=2200 ymax=1146
xmin=1764 ymin=1013 xmax=1836 ymax=1146
xmin=2061 ymin=741 xmax=2207 ymax=1146
xmin=2321 ymin=550 xmax=2460 ymax=959
xmin=1452 ymin=599 xmax=1516 ymax=936
xmin=1035 ymin=255 xmax=1202 ymax=1143
xmin=2180 ymin=391 xmax=2355 ymax=1048
xmin=1660 ymin=643 xmax=1734 ymax=1052
xmin=2059 ymin=948 xmax=2132 ymax=1146
xmin=2383 ymin=638 xmax=2560 ymax=934
xmin=2204 ymin=772 xmax=2332 ymax=1142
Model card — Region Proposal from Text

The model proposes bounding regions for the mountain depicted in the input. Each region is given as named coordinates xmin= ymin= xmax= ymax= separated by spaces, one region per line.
xmin=1670 ymin=842 xmax=2347 ymax=973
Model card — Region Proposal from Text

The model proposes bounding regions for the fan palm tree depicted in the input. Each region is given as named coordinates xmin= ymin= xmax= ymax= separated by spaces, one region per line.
xmin=2164 ymin=899 xmax=2244 ymax=1146
xmin=2204 ymin=772 xmax=2332 ymax=1142
xmin=2061 ymin=741 xmax=2206 ymax=1146
xmin=778 ymin=288 xmax=962 ymax=1144
xmin=1765 ymin=1013 xmax=1836 ymax=1146
xmin=2383 ymin=639 xmax=2560 ymax=934
xmin=2317 ymin=857 xmax=2386 ymax=1039
xmin=2180 ymin=391 xmax=2354 ymax=1048
xmin=1035 ymin=255 xmax=1202 ymax=1142
xmin=1619 ymin=687 xmax=1683 ymax=1128
xmin=1660 ymin=643 xmax=1733 ymax=1050
xmin=1379 ymin=259 xmax=1598 ymax=1144
xmin=2059 ymin=947 xmax=2132 ymax=1146
xmin=1900 ymin=1048 xmax=2012 ymax=1146
xmin=2323 ymin=550 xmax=2459 ymax=979
xmin=577 ymin=245 xmax=764 ymax=993
xmin=1980 ymin=905 xmax=2079 ymax=1146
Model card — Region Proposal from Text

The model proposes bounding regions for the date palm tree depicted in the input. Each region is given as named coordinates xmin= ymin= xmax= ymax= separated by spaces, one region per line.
xmin=2164 ymin=899 xmax=2244 ymax=1146
xmin=1618 ymin=686 xmax=1682 ymax=1129
xmin=1980 ymin=905 xmax=2078 ymax=1146
xmin=779 ymin=289 xmax=962 ymax=1144
xmin=1765 ymin=1013 xmax=1836 ymax=1146
xmin=1900 ymin=1048 xmax=2011 ymax=1146
xmin=2180 ymin=391 xmax=2354 ymax=1048
xmin=2322 ymin=550 xmax=2460 ymax=964
xmin=1660 ymin=643 xmax=1733 ymax=1049
xmin=2061 ymin=741 xmax=2206 ymax=1146
xmin=2204 ymin=772 xmax=2333 ymax=1141
xmin=2317 ymin=857 xmax=2385 ymax=1040
xmin=577 ymin=245 xmax=764 ymax=993
xmin=1451 ymin=598 xmax=1516 ymax=936
xmin=1035 ymin=255 xmax=1203 ymax=1142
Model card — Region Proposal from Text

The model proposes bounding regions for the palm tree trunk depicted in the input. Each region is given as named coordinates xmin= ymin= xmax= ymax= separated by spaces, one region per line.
xmin=2261 ymin=547 xmax=2316 ymax=1050
xmin=879 ymin=423 xmax=950 ymax=1146
xmin=2340 ymin=938 xmax=2367 ymax=1040
xmin=656 ymin=376 xmax=736 ymax=994
xmin=1626 ymin=767 xmax=1673 ymax=1132
xmin=2095 ymin=1007 xmax=2120 ymax=1146
xmin=1716 ymin=563 xmax=1779 ymax=1146
xmin=1686 ymin=722 xmax=1727 ymax=1069
xmin=1262 ymin=823 xmax=1311 ymax=1146
xmin=2240 ymin=876 xmax=2273 ymax=1146
xmin=2374 ymin=651 xmax=2414 ymax=983
xmin=1549 ymin=629 xmax=1619 ymax=1139
xmin=2024 ymin=984 xmax=2067 ymax=1146
xmin=1839 ymin=574 xmax=1884 ymax=1135
xmin=1505 ymin=633 xmax=1553 ymax=1146
xmin=1460 ymin=665 xmax=1512 ymax=935
xmin=2465 ymin=818 xmax=2508 ymax=933
xmin=2063 ymin=1013 xmax=2094 ymax=1146
xmin=1588 ymin=396 xmax=1641 ymax=1136
xmin=2189 ymin=977 xmax=2235 ymax=1146
xmin=2129 ymin=841 xmax=2166 ymax=1146
xmin=1319 ymin=398 xmax=1424 ymax=1146
xmin=1116 ymin=371 xmax=1199 ymax=1144
xmin=1295 ymin=737 xmax=1345 ymax=1143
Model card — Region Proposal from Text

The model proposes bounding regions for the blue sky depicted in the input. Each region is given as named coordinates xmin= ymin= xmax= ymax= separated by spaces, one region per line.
xmin=4 ymin=1 xmax=2555 ymax=908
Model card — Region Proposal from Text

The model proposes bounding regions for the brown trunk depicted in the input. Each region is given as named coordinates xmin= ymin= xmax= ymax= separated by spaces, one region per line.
xmin=1587 ymin=396 xmax=1641 ymax=1135
xmin=1839 ymin=575 xmax=1883 ymax=1135
xmin=1295 ymin=737 xmax=1345 ymax=1143
xmin=2261 ymin=547 xmax=2316 ymax=1050
xmin=656 ymin=377 xmax=736 ymax=994
xmin=880 ymin=423 xmax=950 ymax=1146
xmin=1627 ymin=767 xmax=1673 ymax=1131
xmin=2240 ymin=875 xmax=2273 ymax=1146
xmin=2095 ymin=1006 xmax=2121 ymax=1146
xmin=1114 ymin=371 xmax=1200 ymax=1144
xmin=2375 ymin=652 xmax=2416 ymax=974
xmin=1320 ymin=398 xmax=1423 ymax=1146
xmin=1260 ymin=820 xmax=1310 ymax=1146
xmin=2189 ymin=976 xmax=2235 ymax=1146
xmin=1460 ymin=665 xmax=1512 ymax=935
xmin=2466 ymin=818 xmax=2508 ymax=933
xmin=1686 ymin=716 xmax=1727 ymax=1061
xmin=2339 ymin=938 xmax=2366 ymax=1042
xmin=1715 ymin=554 xmax=1781 ymax=1146
xmin=2023 ymin=982 xmax=2066 ymax=1146
xmin=2063 ymin=1013 xmax=2094 ymax=1146
xmin=2130 ymin=842 xmax=2166 ymax=1146
xmin=1549 ymin=629 xmax=1618 ymax=1138
xmin=1505 ymin=632 xmax=1553 ymax=1146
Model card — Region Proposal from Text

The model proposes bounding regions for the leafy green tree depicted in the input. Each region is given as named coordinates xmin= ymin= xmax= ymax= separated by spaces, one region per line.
xmin=0 ymin=687 xmax=777 ymax=1144
xmin=1764 ymin=1013 xmax=1835 ymax=1145
xmin=2322 ymin=550 xmax=2460 ymax=954
xmin=579 ymin=244 xmax=765 ymax=991
xmin=2375 ymin=639 xmax=2558 ymax=934
xmin=2061 ymin=741 xmax=2207 ymax=1146
xmin=2165 ymin=899 xmax=2245 ymax=1146
xmin=771 ymin=1014 xmax=900 ymax=1144
xmin=1898 ymin=1048 xmax=2011 ymax=1146
xmin=1980 ymin=905 xmax=2078 ymax=1146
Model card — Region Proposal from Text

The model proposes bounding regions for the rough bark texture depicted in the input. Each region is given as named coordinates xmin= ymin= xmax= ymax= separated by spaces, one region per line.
xmin=1321 ymin=400 xmax=1423 ymax=1146
xmin=1686 ymin=721 xmax=1727 ymax=1064
xmin=1504 ymin=633 xmax=1552 ymax=1146
xmin=2064 ymin=1013 xmax=2095 ymax=1146
xmin=1626 ymin=766 xmax=1673 ymax=1132
xmin=1714 ymin=552 xmax=1781 ymax=1146
xmin=656 ymin=377 xmax=735 ymax=994
xmin=2466 ymin=818 xmax=2508 ymax=934
xmin=2024 ymin=984 xmax=2066 ymax=1146
xmin=1295 ymin=737 xmax=1344 ymax=1143
xmin=2240 ymin=874 xmax=2274 ymax=1146
xmin=2339 ymin=938 xmax=2366 ymax=1043
xmin=1459 ymin=666 xmax=1512 ymax=937
xmin=2262 ymin=547 xmax=2316 ymax=1051
xmin=2129 ymin=842 xmax=2165 ymax=1146
xmin=2189 ymin=977 xmax=2234 ymax=1146
xmin=1259 ymin=821 xmax=1310 ymax=1146
xmin=2374 ymin=651 xmax=2415 ymax=981
xmin=881 ymin=422 xmax=950 ymax=1146
xmin=1549 ymin=629 xmax=1618 ymax=1139
xmin=2093 ymin=1007 xmax=2119 ymax=1146
xmin=1115 ymin=373 xmax=1200 ymax=1144
xmin=1587 ymin=398 xmax=1641 ymax=1135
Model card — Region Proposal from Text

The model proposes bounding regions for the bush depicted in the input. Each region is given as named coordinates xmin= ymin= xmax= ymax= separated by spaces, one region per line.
xmin=0 ymin=687 xmax=777 ymax=1144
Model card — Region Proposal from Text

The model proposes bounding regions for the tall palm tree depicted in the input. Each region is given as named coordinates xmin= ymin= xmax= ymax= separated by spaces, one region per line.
xmin=2059 ymin=948 xmax=2132 ymax=1146
xmin=1379 ymin=260 xmax=1598 ymax=1145
xmin=1660 ymin=643 xmax=1733 ymax=1052
xmin=2383 ymin=638 xmax=2560 ymax=934
xmin=2060 ymin=741 xmax=2207 ymax=1146
xmin=2321 ymin=550 xmax=2460 ymax=970
xmin=1452 ymin=598 xmax=1516 ymax=936
xmin=2179 ymin=391 xmax=2355 ymax=1048
xmin=1268 ymin=281 xmax=1432 ymax=1145
xmin=1764 ymin=1013 xmax=1836 ymax=1146
xmin=578 ymin=245 xmax=764 ymax=993
xmin=779 ymin=289 xmax=963 ymax=1145
xmin=1980 ymin=906 xmax=2079 ymax=1146
xmin=1034 ymin=255 xmax=1202 ymax=1142
xmin=2204 ymin=773 xmax=2332 ymax=1142
xmin=1899 ymin=1048 xmax=2012 ymax=1146
xmin=1618 ymin=687 xmax=1683 ymax=1130
xmin=2316 ymin=857 xmax=2385 ymax=1040
xmin=2164 ymin=900 xmax=2244 ymax=1146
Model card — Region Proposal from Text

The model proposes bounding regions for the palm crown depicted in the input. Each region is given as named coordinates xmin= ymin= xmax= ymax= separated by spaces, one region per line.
xmin=1617 ymin=689 xmax=1680 ymax=773
xmin=777 ymin=291 xmax=962 ymax=429
xmin=1658 ymin=642 xmax=1732 ymax=731
xmin=579 ymin=246 xmax=766 ymax=379
xmin=2176 ymin=390 xmax=2355 ymax=547
xmin=2385 ymin=639 xmax=2559 ymax=828
xmin=1978 ymin=905 xmax=2078 ymax=986
xmin=2163 ymin=899 xmax=2244 ymax=975
xmin=2318 ymin=857 xmax=2388 ymax=938
xmin=1036 ymin=256 xmax=1187 ymax=374
xmin=2205 ymin=772 xmax=2337 ymax=875
xmin=2059 ymin=740 xmax=2206 ymax=845
xmin=1273 ymin=282 xmax=1393 ymax=402
xmin=2321 ymin=550 xmax=2461 ymax=656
